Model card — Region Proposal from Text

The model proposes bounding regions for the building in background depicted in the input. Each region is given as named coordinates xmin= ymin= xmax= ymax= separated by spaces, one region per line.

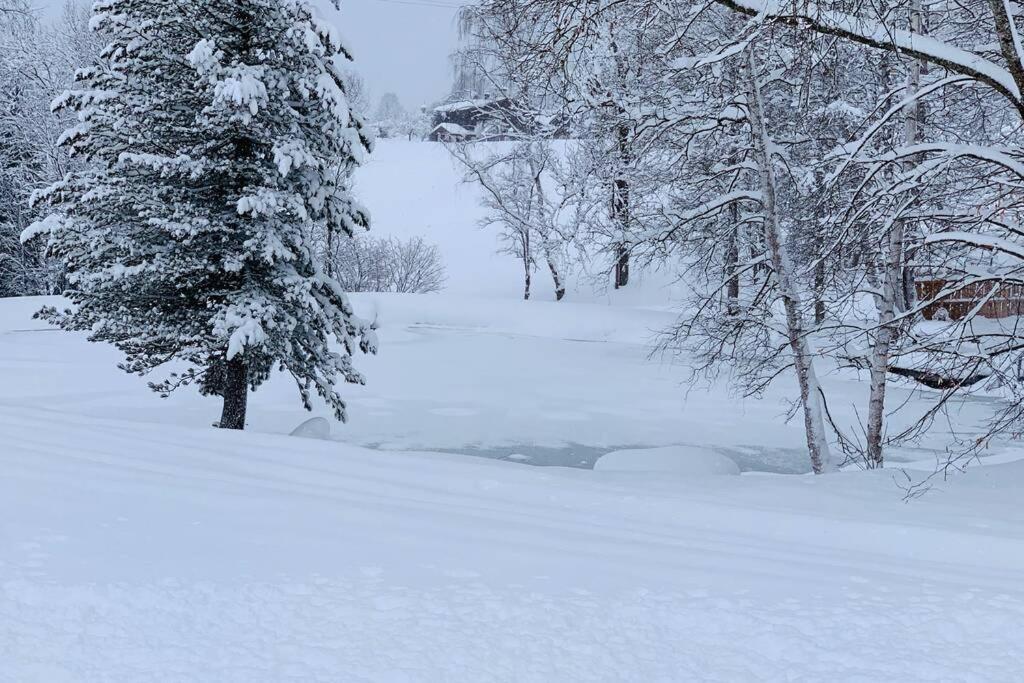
xmin=428 ymin=96 xmax=569 ymax=142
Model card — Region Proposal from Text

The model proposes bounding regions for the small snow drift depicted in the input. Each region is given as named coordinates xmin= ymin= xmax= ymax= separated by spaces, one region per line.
xmin=289 ymin=417 xmax=331 ymax=440
xmin=595 ymin=445 xmax=740 ymax=475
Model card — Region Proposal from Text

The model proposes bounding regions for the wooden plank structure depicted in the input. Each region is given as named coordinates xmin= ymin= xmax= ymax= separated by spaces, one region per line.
xmin=916 ymin=279 xmax=1024 ymax=320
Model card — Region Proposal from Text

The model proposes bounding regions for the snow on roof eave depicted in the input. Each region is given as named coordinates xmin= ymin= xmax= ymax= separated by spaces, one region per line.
xmin=433 ymin=99 xmax=488 ymax=113
xmin=433 ymin=98 xmax=512 ymax=114
xmin=432 ymin=122 xmax=473 ymax=136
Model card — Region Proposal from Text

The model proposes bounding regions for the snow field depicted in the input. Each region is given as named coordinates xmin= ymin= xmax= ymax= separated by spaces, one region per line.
xmin=4 ymin=141 xmax=1024 ymax=680
xmin=4 ymin=400 xmax=1024 ymax=681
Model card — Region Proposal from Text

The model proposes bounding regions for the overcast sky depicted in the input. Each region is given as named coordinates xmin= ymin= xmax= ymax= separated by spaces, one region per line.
xmin=330 ymin=0 xmax=464 ymax=109
xmin=40 ymin=0 xmax=464 ymax=111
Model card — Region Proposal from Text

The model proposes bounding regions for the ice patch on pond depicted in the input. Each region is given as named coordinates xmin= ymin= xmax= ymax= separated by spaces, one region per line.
xmin=595 ymin=446 xmax=741 ymax=476
xmin=398 ymin=442 xmax=811 ymax=473
xmin=290 ymin=417 xmax=331 ymax=440
xmin=432 ymin=443 xmax=616 ymax=468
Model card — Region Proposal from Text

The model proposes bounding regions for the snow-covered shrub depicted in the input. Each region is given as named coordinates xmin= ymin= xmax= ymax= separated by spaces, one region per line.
xmin=325 ymin=235 xmax=446 ymax=294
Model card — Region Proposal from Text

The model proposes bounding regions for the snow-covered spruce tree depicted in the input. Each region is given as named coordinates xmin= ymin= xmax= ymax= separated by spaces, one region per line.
xmin=26 ymin=0 xmax=376 ymax=430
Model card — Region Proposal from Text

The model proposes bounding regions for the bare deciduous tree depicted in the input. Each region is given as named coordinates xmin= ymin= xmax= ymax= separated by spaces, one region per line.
xmin=323 ymin=234 xmax=446 ymax=294
xmin=0 ymin=1 xmax=100 ymax=297
xmin=448 ymin=140 xmax=572 ymax=301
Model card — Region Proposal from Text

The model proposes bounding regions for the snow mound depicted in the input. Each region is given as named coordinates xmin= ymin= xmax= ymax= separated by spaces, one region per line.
xmin=289 ymin=416 xmax=331 ymax=440
xmin=595 ymin=445 xmax=740 ymax=475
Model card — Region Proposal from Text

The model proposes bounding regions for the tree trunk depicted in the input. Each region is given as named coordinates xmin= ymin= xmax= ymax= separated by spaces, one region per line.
xmin=610 ymin=43 xmax=631 ymax=290
xmin=866 ymin=1 xmax=922 ymax=468
xmin=613 ymin=242 xmax=630 ymax=288
xmin=526 ymin=151 xmax=565 ymax=302
xmin=546 ymin=253 xmax=566 ymax=301
xmin=901 ymin=267 xmax=916 ymax=314
xmin=865 ymin=222 xmax=902 ymax=468
xmin=812 ymin=206 xmax=826 ymax=325
xmin=522 ymin=225 xmax=532 ymax=300
xmin=325 ymin=228 xmax=335 ymax=278
xmin=898 ymin=0 xmax=924 ymax=314
xmin=611 ymin=128 xmax=630 ymax=290
xmin=744 ymin=46 xmax=834 ymax=474
xmin=219 ymin=357 xmax=248 ymax=430
xmin=725 ymin=203 xmax=740 ymax=315
xmin=814 ymin=256 xmax=826 ymax=325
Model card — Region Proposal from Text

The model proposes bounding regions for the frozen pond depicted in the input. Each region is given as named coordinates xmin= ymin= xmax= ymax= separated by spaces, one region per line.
xmin=391 ymin=442 xmax=968 ymax=474
xmin=384 ymin=443 xmax=817 ymax=474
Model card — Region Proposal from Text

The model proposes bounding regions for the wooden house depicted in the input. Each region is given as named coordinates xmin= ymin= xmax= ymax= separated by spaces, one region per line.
xmin=916 ymin=279 xmax=1024 ymax=320
xmin=428 ymin=97 xmax=569 ymax=142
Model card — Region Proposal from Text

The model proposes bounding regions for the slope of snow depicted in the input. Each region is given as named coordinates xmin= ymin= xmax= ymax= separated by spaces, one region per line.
xmin=4 ymin=399 xmax=1024 ymax=681
xmin=4 ymin=140 xmax=1024 ymax=680
xmin=4 ymin=293 xmax=1024 ymax=681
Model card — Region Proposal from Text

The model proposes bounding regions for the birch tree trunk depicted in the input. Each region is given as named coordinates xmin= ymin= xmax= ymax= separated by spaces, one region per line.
xmin=743 ymin=46 xmax=835 ymax=474
xmin=610 ymin=38 xmax=632 ymax=290
xmin=522 ymin=232 xmax=532 ymax=301
xmin=865 ymin=0 xmax=922 ymax=468
xmin=528 ymin=149 xmax=567 ymax=301
xmin=545 ymin=253 xmax=566 ymax=301
xmin=813 ymin=251 xmax=826 ymax=325
xmin=612 ymin=123 xmax=631 ymax=289
xmin=865 ymin=217 xmax=904 ymax=468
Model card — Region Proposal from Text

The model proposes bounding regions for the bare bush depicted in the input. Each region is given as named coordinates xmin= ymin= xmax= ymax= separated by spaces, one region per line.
xmin=325 ymin=234 xmax=446 ymax=294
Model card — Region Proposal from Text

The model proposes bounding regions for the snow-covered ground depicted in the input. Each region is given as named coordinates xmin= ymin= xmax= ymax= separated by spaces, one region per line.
xmin=4 ymin=141 xmax=1024 ymax=681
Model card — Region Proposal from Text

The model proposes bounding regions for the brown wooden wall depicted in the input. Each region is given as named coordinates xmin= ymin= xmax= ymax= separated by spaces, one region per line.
xmin=916 ymin=279 xmax=1024 ymax=320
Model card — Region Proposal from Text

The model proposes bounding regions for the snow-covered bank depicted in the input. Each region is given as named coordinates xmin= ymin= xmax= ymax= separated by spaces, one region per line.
xmin=0 ymin=292 xmax=999 ymax=472
xmin=3 ymin=292 xmax=1024 ymax=680
xmin=2 ymin=140 xmax=1021 ymax=678
xmin=4 ymin=401 xmax=1024 ymax=681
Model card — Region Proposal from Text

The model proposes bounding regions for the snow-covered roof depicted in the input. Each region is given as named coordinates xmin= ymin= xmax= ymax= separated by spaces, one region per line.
xmin=433 ymin=99 xmax=494 ymax=113
xmin=431 ymin=122 xmax=473 ymax=136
